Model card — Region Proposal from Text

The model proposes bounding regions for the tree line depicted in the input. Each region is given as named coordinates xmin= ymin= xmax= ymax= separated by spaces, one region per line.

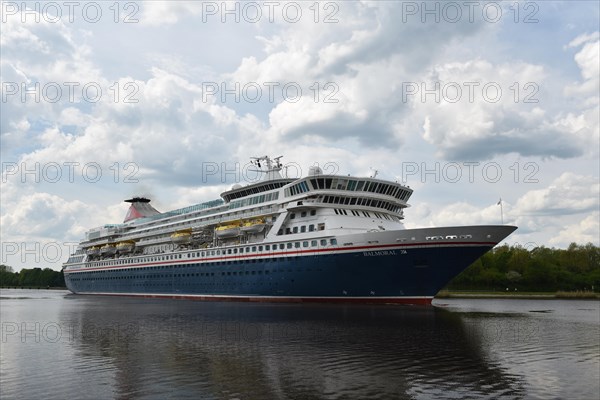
xmin=0 ymin=265 xmax=65 ymax=288
xmin=1 ymin=242 xmax=598 ymax=292
xmin=445 ymin=242 xmax=600 ymax=292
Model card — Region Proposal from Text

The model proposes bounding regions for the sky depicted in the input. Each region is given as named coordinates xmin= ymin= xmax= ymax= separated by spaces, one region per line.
xmin=1 ymin=0 xmax=599 ymax=271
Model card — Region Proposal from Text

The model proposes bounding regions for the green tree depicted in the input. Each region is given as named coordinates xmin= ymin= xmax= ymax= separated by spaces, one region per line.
xmin=445 ymin=243 xmax=600 ymax=292
xmin=0 ymin=265 xmax=17 ymax=286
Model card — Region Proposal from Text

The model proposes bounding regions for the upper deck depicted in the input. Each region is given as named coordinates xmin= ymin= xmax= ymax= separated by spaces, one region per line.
xmin=78 ymin=157 xmax=413 ymax=248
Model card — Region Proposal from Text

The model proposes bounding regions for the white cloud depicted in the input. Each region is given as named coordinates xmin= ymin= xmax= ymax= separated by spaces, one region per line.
xmin=566 ymin=31 xmax=600 ymax=49
xmin=1 ymin=190 xmax=90 ymax=239
xmin=405 ymin=201 xmax=505 ymax=229
xmin=140 ymin=1 xmax=203 ymax=26
xmin=417 ymin=58 xmax=595 ymax=159
xmin=565 ymin=32 xmax=600 ymax=103
xmin=512 ymin=173 xmax=599 ymax=216
xmin=549 ymin=212 xmax=600 ymax=247
xmin=1 ymin=2 xmax=599 ymax=271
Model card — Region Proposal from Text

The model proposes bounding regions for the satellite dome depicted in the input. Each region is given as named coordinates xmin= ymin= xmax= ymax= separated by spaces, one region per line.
xmin=308 ymin=166 xmax=323 ymax=176
xmin=232 ymin=184 xmax=242 ymax=190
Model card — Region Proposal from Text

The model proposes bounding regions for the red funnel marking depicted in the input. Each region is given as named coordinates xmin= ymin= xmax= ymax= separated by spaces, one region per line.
xmin=123 ymin=198 xmax=160 ymax=222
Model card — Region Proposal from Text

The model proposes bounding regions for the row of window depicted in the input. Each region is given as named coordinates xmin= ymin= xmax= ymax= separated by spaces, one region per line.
xmin=308 ymin=178 xmax=411 ymax=201
xmin=76 ymin=239 xmax=339 ymax=269
xmin=70 ymin=266 xmax=325 ymax=282
xmin=285 ymin=181 xmax=310 ymax=197
xmin=282 ymin=178 xmax=412 ymax=201
xmin=319 ymin=195 xmax=403 ymax=214
xmin=229 ymin=191 xmax=279 ymax=209
xmin=166 ymin=199 xmax=224 ymax=217
xmin=336 ymin=209 xmax=401 ymax=221
xmin=279 ymin=224 xmax=325 ymax=235
xmin=289 ymin=210 xmax=317 ymax=219
xmin=222 ymin=181 xmax=291 ymax=202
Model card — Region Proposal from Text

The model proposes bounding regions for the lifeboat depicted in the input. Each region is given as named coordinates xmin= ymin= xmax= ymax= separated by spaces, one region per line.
xmin=99 ymin=244 xmax=116 ymax=255
xmin=215 ymin=222 xmax=241 ymax=238
xmin=240 ymin=218 xmax=266 ymax=233
xmin=116 ymin=241 xmax=135 ymax=253
xmin=171 ymin=229 xmax=192 ymax=244
xmin=86 ymin=246 xmax=100 ymax=256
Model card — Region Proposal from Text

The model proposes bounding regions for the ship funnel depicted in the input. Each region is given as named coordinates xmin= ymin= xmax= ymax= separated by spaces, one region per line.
xmin=123 ymin=197 xmax=160 ymax=223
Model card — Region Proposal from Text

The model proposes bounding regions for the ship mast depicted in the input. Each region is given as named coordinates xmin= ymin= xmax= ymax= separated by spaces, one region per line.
xmin=250 ymin=155 xmax=284 ymax=181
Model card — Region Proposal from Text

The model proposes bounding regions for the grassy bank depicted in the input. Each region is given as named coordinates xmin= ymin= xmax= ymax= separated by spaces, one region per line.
xmin=436 ymin=290 xmax=600 ymax=299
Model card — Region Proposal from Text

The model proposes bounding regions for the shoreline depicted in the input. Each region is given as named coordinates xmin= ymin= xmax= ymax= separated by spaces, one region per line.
xmin=436 ymin=290 xmax=600 ymax=300
xmin=1 ymin=288 xmax=598 ymax=300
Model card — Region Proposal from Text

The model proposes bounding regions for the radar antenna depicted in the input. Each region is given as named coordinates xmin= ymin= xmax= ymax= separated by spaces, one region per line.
xmin=249 ymin=156 xmax=285 ymax=181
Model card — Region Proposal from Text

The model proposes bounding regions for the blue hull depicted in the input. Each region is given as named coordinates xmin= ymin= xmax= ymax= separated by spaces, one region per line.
xmin=65 ymin=245 xmax=492 ymax=304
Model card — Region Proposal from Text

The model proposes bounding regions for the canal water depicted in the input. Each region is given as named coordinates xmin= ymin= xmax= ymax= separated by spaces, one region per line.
xmin=1 ymin=289 xmax=598 ymax=399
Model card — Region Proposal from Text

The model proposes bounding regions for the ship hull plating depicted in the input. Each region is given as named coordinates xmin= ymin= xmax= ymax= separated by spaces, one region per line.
xmin=65 ymin=243 xmax=496 ymax=305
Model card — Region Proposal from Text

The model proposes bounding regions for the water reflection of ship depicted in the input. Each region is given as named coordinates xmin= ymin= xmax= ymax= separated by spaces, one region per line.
xmin=63 ymin=297 xmax=525 ymax=399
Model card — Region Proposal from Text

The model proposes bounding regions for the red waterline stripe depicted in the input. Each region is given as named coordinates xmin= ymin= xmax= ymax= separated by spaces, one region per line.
xmin=73 ymin=292 xmax=434 ymax=305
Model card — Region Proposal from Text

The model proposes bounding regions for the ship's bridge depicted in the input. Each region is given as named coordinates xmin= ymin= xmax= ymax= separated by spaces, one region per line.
xmin=283 ymin=175 xmax=413 ymax=215
xmin=288 ymin=176 xmax=412 ymax=200
xmin=221 ymin=179 xmax=293 ymax=203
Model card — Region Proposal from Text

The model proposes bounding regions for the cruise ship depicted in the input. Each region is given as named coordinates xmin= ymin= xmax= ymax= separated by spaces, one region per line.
xmin=62 ymin=156 xmax=517 ymax=305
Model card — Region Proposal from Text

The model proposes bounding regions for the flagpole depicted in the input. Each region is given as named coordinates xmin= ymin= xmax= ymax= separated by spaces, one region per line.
xmin=498 ymin=198 xmax=504 ymax=224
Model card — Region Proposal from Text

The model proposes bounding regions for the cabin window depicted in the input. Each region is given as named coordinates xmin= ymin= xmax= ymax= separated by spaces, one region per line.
xmin=320 ymin=239 xmax=327 ymax=246
xmin=287 ymin=243 xmax=293 ymax=249
xmin=293 ymin=227 xmax=298 ymax=234
xmin=295 ymin=242 xmax=300 ymax=248
xmin=300 ymin=226 xmax=306 ymax=233
xmin=279 ymin=244 xmax=285 ymax=250
xmin=330 ymin=238 xmax=337 ymax=245
xmin=303 ymin=241 xmax=309 ymax=248
xmin=308 ymin=224 xmax=315 ymax=232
